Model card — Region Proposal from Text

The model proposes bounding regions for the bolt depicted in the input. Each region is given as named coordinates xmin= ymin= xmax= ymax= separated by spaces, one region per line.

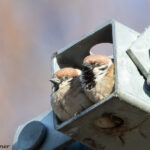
xmin=17 ymin=121 xmax=47 ymax=150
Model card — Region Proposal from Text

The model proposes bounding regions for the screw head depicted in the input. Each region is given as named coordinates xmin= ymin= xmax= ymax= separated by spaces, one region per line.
xmin=17 ymin=121 xmax=47 ymax=150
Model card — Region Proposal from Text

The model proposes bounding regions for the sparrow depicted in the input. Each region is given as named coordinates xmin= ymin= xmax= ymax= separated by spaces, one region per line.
xmin=80 ymin=54 xmax=114 ymax=103
xmin=50 ymin=67 xmax=93 ymax=122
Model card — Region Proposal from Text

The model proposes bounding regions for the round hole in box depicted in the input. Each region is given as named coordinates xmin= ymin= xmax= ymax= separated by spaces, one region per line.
xmin=90 ymin=43 xmax=113 ymax=56
xmin=95 ymin=113 xmax=124 ymax=129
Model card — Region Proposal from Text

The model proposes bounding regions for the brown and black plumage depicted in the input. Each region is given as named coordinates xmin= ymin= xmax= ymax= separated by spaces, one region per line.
xmin=80 ymin=54 xmax=114 ymax=103
xmin=50 ymin=67 xmax=92 ymax=121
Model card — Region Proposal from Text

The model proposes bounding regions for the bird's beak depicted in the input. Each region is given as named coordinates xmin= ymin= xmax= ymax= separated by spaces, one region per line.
xmin=49 ymin=78 xmax=61 ymax=85
xmin=82 ymin=62 xmax=92 ymax=70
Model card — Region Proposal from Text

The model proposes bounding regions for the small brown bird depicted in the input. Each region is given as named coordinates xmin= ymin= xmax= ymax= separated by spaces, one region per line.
xmin=50 ymin=67 xmax=92 ymax=122
xmin=80 ymin=54 xmax=114 ymax=103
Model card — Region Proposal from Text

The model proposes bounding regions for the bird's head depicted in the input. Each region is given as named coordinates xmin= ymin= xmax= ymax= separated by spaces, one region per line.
xmin=50 ymin=67 xmax=81 ymax=91
xmin=82 ymin=54 xmax=112 ymax=78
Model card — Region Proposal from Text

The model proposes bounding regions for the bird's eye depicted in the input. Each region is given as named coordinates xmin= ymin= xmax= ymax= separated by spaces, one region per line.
xmin=95 ymin=63 xmax=100 ymax=67
xmin=99 ymin=65 xmax=108 ymax=70
xmin=64 ymin=76 xmax=69 ymax=80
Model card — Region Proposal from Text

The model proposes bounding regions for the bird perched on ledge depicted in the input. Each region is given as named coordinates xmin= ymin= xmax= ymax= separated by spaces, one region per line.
xmin=50 ymin=67 xmax=93 ymax=122
xmin=80 ymin=54 xmax=114 ymax=103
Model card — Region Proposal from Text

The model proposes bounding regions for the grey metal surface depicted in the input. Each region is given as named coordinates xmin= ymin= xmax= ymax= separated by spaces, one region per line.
xmin=114 ymin=22 xmax=150 ymax=111
xmin=51 ymin=20 xmax=150 ymax=150
xmin=126 ymin=27 xmax=150 ymax=87
xmin=147 ymin=73 xmax=150 ymax=87
xmin=12 ymin=111 xmax=73 ymax=150
xmin=126 ymin=26 xmax=150 ymax=78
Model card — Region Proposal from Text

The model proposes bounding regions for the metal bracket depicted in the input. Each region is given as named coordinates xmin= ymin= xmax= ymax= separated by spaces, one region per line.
xmin=126 ymin=26 xmax=150 ymax=87
xmin=13 ymin=20 xmax=150 ymax=150
xmin=12 ymin=111 xmax=92 ymax=150
xmin=52 ymin=20 xmax=150 ymax=150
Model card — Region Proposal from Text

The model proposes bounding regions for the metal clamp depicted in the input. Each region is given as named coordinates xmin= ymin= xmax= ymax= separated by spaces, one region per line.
xmin=127 ymin=27 xmax=150 ymax=88
xmin=52 ymin=20 xmax=150 ymax=150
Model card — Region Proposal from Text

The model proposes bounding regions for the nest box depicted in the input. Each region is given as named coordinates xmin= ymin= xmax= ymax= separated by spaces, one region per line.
xmin=52 ymin=20 xmax=150 ymax=150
